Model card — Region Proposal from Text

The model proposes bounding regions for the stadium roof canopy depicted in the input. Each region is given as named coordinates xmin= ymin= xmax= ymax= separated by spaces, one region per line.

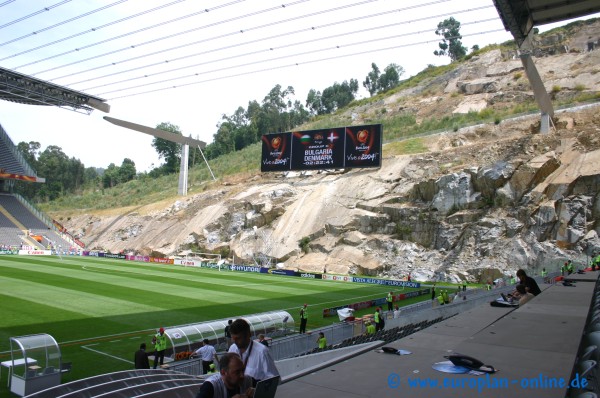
xmin=493 ymin=0 xmax=600 ymax=46
xmin=0 ymin=66 xmax=109 ymax=114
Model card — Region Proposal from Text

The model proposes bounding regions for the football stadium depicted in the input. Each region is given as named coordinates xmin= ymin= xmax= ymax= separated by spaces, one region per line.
xmin=2 ymin=1 xmax=600 ymax=398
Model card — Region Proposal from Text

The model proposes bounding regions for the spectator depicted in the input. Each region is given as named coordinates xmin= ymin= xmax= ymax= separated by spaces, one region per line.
xmin=516 ymin=269 xmax=541 ymax=296
xmin=393 ymin=305 xmax=401 ymax=319
xmin=195 ymin=353 xmax=254 ymax=398
xmin=258 ymin=334 xmax=269 ymax=347
xmin=515 ymin=284 xmax=535 ymax=306
xmin=134 ymin=343 xmax=150 ymax=369
xmin=228 ymin=319 xmax=279 ymax=383
xmin=192 ymin=339 xmax=219 ymax=375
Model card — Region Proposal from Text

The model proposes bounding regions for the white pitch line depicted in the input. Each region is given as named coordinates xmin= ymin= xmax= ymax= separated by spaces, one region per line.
xmin=82 ymin=344 xmax=132 ymax=364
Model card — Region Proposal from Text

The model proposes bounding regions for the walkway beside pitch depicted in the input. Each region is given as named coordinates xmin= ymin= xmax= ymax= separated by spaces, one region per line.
xmin=278 ymin=277 xmax=595 ymax=398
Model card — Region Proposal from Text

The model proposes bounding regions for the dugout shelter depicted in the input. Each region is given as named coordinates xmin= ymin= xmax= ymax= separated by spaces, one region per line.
xmin=7 ymin=334 xmax=61 ymax=397
xmin=163 ymin=310 xmax=294 ymax=360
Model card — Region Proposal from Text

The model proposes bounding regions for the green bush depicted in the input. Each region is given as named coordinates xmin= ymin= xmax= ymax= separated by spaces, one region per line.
xmin=298 ymin=236 xmax=311 ymax=253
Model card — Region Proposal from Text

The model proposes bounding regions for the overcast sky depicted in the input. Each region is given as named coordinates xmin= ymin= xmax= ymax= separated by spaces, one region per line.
xmin=0 ymin=0 xmax=597 ymax=172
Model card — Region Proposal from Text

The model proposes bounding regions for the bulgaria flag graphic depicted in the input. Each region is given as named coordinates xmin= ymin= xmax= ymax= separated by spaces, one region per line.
xmin=300 ymin=135 xmax=311 ymax=144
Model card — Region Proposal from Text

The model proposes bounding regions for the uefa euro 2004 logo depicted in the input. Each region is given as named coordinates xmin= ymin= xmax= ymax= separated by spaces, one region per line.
xmin=271 ymin=136 xmax=281 ymax=149
xmin=357 ymin=130 xmax=369 ymax=144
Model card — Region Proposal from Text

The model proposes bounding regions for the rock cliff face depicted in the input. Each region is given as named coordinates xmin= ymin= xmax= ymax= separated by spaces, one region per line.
xmin=62 ymin=24 xmax=600 ymax=283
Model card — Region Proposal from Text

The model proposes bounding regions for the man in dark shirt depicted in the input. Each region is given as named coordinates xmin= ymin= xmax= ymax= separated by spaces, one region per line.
xmin=134 ymin=343 xmax=150 ymax=369
xmin=516 ymin=269 xmax=541 ymax=296
xmin=224 ymin=320 xmax=232 ymax=349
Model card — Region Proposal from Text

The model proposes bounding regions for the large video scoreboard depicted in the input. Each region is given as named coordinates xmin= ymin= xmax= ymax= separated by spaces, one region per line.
xmin=260 ymin=124 xmax=382 ymax=172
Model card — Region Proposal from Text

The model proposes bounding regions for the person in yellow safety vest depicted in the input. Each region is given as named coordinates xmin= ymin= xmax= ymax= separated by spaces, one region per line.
xmin=386 ymin=291 xmax=393 ymax=311
xmin=442 ymin=289 xmax=450 ymax=304
xmin=541 ymin=268 xmax=547 ymax=277
xmin=437 ymin=293 xmax=445 ymax=306
xmin=567 ymin=260 xmax=574 ymax=275
xmin=594 ymin=253 xmax=600 ymax=271
xmin=299 ymin=304 xmax=308 ymax=334
xmin=317 ymin=332 xmax=327 ymax=350
xmin=365 ymin=321 xmax=376 ymax=335
xmin=374 ymin=308 xmax=382 ymax=331
xmin=152 ymin=327 xmax=167 ymax=369
xmin=510 ymin=276 xmax=516 ymax=285
xmin=207 ymin=363 xmax=217 ymax=374
xmin=561 ymin=262 xmax=567 ymax=276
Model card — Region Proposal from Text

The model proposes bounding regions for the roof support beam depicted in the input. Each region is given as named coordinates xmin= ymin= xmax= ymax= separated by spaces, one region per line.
xmin=518 ymin=31 xmax=554 ymax=133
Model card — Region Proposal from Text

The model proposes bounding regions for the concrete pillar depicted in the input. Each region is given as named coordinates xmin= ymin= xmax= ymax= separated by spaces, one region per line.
xmin=178 ymin=144 xmax=189 ymax=196
xmin=540 ymin=113 xmax=550 ymax=135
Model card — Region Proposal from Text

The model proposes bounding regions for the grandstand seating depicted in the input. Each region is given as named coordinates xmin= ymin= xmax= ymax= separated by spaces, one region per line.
xmin=294 ymin=316 xmax=446 ymax=357
xmin=0 ymin=210 xmax=25 ymax=246
xmin=0 ymin=122 xmax=36 ymax=176
xmin=0 ymin=135 xmax=25 ymax=175
xmin=0 ymin=193 xmax=73 ymax=249
xmin=0 ymin=194 xmax=48 ymax=229
xmin=23 ymin=369 xmax=200 ymax=398
xmin=133 ymin=384 xmax=200 ymax=398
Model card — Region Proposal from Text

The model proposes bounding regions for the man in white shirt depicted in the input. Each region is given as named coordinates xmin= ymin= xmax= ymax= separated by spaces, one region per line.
xmin=193 ymin=339 xmax=219 ymax=375
xmin=228 ymin=319 xmax=279 ymax=383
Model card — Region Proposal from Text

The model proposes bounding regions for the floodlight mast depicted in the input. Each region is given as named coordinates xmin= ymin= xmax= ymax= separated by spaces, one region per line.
xmin=103 ymin=116 xmax=216 ymax=195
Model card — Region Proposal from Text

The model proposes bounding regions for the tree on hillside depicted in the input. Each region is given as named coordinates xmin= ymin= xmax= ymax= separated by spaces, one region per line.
xmin=119 ymin=158 xmax=136 ymax=183
xmin=35 ymin=145 xmax=71 ymax=200
xmin=363 ymin=63 xmax=404 ymax=96
xmin=17 ymin=141 xmax=40 ymax=168
xmin=433 ymin=17 xmax=467 ymax=61
xmin=152 ymin=122 xmax=182 ymax=174
xmin=262 ymin=84 xmax=296 ymax=133
xmin=377 ymin=64 xmax=404 ymax=93
xmin=204 ymin=84 xmax=309 ymax=160
xmin=306 ymin=89 xmax=324 ymax=115
xmin=306 ymin=79 xmax=358 ymax=115
xmin=84 ymin=167 xmax=99 ymax=185
xmin=102 ymin=163 xmax=119 ymax=188
xmin=363 ymin=63 xmax=380 ymax=96
xmin=321 ymin=79 xmax=359 ymax=113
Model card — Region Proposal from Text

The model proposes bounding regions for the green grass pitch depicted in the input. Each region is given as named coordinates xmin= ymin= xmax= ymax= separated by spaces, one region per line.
xmin=0 ymin=255 xmax=425 ymax=394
